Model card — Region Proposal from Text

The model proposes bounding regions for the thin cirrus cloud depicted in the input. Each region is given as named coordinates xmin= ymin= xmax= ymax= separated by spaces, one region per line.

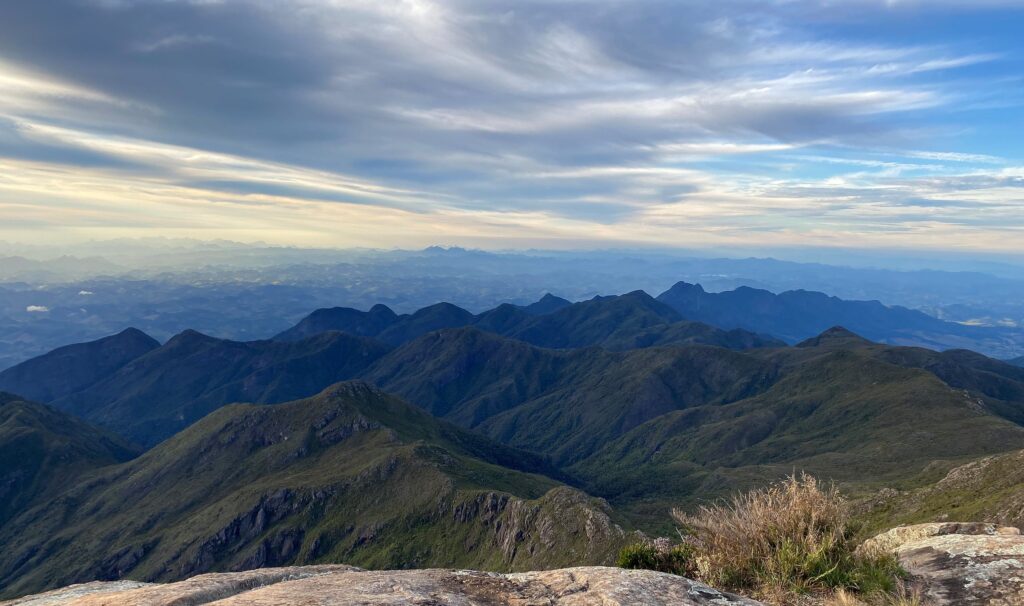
xmin=0 ymin=0 xmax=1021 ymax=250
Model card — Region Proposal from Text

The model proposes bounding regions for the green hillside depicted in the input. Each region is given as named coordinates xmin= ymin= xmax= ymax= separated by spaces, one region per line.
xmin=860 ymin=448 xmax=1024 ymax=533
xmin=0 ymin=392 xmax=139 ymax=525
xmin=367 ymin=327 xmax=776 ymax=464
xmin=366 ymin=325 xmax=1024 ymax=532
xmin=573 ymin=334 xmax=1024 ymax=529
xmin=0 ymin=383 xmax=627 ymax=599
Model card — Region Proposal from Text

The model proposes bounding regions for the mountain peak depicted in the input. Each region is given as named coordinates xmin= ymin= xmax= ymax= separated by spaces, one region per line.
xmin=165 ymin=329 xmax=220 ymax=347
xmin=665 ymin=281 xmax=706 ymax=294
xmin=796 ymin=326 xmax=873 ymax=348
xmin=522 ymin=293 xmax=573 ymax=316
xmin=368 ymin=303 xmax=397 ymax=317
xmin=320 ymin=378 xmax=380 ymax=397
xmin=415 ymin=301 xmax=468 ymax=313
xmin=114 ymin=327 xmax=160 ymax=347
xmin=655 ymin=282 xmax=710 ymax=315
xmin=622 ymin=289 xmax=656 ymax=300
xmin=0 ymin=329 xmax=160 ymax=404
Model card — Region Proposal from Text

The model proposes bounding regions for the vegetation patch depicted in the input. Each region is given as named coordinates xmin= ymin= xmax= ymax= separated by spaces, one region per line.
xmin=620 ymin=474 xmax=909 ymax=605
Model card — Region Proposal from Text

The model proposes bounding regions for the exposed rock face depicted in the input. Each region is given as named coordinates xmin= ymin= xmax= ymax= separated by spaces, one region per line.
xmin=0 ymin=566 xmax=762 ymax=606
xmin=870 ymin=449 xmax=1024 ymax=531
xmin=864 ymin=523 xmax=1024 ymax=605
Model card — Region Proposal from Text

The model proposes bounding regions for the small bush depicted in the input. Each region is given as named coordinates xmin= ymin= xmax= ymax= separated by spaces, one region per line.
xmin=669 ymin=473 xmax=905 ymax=603
xmin=616 ymin=540 xmax=695 ymax=576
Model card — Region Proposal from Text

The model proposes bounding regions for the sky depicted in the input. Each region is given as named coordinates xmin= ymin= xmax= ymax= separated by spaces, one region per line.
xmin=0 ymin=0 xmax=1023 ymax=253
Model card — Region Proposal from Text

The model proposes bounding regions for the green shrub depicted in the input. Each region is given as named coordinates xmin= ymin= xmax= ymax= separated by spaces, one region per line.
xmin=616 ymin=541 xmax=695 ymax=576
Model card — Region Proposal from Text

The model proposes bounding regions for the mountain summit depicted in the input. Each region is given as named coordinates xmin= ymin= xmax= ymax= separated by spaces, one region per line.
xmin=796 ymin=326 xmax=874 ymax=348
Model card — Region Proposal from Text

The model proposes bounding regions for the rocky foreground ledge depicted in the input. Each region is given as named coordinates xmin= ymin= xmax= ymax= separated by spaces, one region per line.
xmin=6 ymin=523 xmax=1023 ymax=606
xmin=0 ymin=566 xmax=760 ymax=606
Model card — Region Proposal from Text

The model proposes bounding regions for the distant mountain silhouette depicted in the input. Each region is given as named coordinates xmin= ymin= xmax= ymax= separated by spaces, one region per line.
xmin=274 ymin=303 xmax=398 ymax=340
xmin=796 ymin=326 xmax=874 ymax=348
xmin=522 ymin=293 xmax=572 ymax=315
xmin=275 ymin=291 xmax=782 ymax=351
xmin=0 ymin=328 xmax=159 ymax=402
xmin=49 ymin=330 xmax=390 ymax=446
xmin=656 ymin=281 xmax=1015 ymax=351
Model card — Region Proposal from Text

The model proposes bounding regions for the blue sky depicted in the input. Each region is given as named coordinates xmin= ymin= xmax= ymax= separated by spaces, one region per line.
xmin=0 ymin=0 xmax=1022 ymax=252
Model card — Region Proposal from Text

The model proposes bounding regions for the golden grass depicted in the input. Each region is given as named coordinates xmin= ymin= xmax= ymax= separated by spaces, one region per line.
xmin=668 ymin=473 xmax=904 ymax=604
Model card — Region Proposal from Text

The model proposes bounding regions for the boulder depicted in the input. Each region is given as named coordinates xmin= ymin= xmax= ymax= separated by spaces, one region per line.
xmin=0 ymin=565 xmax=762 ymax=606
xmin=864 ymin=522 xmax=1024 ymax=605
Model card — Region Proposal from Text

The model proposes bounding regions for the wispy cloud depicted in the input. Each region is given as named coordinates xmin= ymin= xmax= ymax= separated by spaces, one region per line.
xmin=0 ymin=0 xmax=1020 ymax=251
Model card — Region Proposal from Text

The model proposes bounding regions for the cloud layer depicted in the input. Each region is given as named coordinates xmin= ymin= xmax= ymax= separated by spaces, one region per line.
xmin=0 ymin=0 xmax=1022 ymax=250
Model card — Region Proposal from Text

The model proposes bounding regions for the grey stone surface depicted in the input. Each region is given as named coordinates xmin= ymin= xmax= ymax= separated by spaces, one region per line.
xmin=1 ymin=566 xmax=761 ymax=606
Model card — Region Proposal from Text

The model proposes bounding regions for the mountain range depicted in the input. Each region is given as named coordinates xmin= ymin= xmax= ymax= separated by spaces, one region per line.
xmin=1 ymin=291 xmax=779 ymax=446
xmin=0 ymin=384 xmax=626 ymax=598
xmin=279 ymin=282 xmax=1022 ymax=357
xmin=275 ymin=290 xmax=782 ymax=351
xmin=655 ymin=281 xmax=1021 ymax=353
xmin=2 ymin=285 xmax=1024 ymax=597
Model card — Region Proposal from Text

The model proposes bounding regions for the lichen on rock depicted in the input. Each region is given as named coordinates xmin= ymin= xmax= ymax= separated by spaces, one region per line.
xmin=864 ymin=522 xmax=1024 ymax=605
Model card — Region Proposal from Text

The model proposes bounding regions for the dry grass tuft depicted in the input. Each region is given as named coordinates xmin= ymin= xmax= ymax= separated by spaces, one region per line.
xmin=826 ymin=588 xmax=868 ymax=605
xmin=667 ymin=473 xmax=904 ymax=603
xmin=882 ymin=581 xmax=925 ymax=606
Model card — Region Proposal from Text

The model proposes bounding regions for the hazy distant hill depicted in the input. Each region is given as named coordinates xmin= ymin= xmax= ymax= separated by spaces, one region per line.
xmin=4 ymin=247 xmax=1024 ymax=369
xmin=1011 ymin=356 xmax=1024 ymax=367
xmin=521 ymin=293 xmax=572 ymax=315
xmin=0 ymin=328 xmax=159 ymax=402
xmin=656 ymin=281 xmax=1020 ymax=354
xmin=0 ymin=383 xmax=625 ymax=599
xmin=276 ymin=291 xmax=782 ymax=351
xmin=0 ymin=255 xmax=124 ymax=282
xmin=50 ymin=330 xmax=391 ymax=446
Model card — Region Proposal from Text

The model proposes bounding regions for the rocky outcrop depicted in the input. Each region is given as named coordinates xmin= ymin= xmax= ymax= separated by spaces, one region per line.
xmin=862 ymin=449 xmax=1024 ymax=531
xmin=0 ymin=565 xmax=762 ymax=606
xmin=864 ymin=523 xmax=1024 ymax=605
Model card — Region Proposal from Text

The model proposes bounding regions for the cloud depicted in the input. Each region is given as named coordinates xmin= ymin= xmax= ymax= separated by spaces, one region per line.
xmin=0 ymin=0 xmax=1020 ymax=251
xmin=25 ymin=305 xmax=50 ymax=313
